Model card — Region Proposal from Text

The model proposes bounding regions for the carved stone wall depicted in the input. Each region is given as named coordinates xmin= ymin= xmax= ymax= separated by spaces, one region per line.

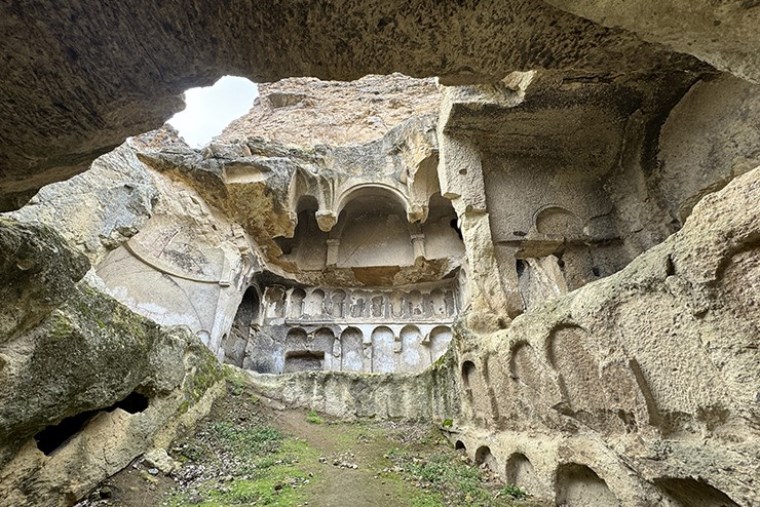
xmin=225 ymin=281 xmax=459 ymax=375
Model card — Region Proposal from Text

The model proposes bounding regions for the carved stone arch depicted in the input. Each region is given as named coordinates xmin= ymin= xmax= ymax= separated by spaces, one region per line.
xmin=304 ymin=288 xmax=325 ymax=317
xmin=461 ymin=359 xmax=478 ymax=390
xmin=505 ymin=452 xmax=543 ymax=496
xmin=288 ymin=288 xmax=306 ymax=318
xmin=428 ymin=325 xmax=453 ymax=364
xmin=329 ymin=289 xmax=347 ymax=318
xmin=533 ymin=204 xmax=584 ymax=236
xmin=554 ymin=463 xmax=619 ymax=507
xmin=407 ymin=290 xmax=424 ymax=317
xmin=474 ymin=445 xmax=498 ymax=473
xmin=399 ymin=324 xmax=424 ymax=372
xmin=265 ymin=285 xmax=287 ymax=318
xmin=371 ymin=325 xmax=396 ymax=373
xmin=335 ymin=184 xmax=410 ymax=219
xmin=429 ymin=288 xmax=446 ymax=317
xmin=339 ymin=326 xmax=364 ymax=372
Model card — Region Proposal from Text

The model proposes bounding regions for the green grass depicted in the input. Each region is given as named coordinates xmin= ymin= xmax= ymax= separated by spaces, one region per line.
xmin=386 ymin=448 xmax=531 ymax=507
xmin=500 ymin=484 xmax=527 ymax=499
xmin=167 ymin=378 xmax=319 ymax=507
xmin=305 ymin=410 xmax=324 ymax=425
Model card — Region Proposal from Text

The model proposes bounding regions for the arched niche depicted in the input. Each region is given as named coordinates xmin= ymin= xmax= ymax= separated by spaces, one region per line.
xmin=288 ymin=288 xmax=306 ymax=318
xmin=371 ymin=326 xmax=396 ymax=373
xmin=555 ymin=464 xmax=619 ymax=507
xmin=407 ymin=290 xmax=424 ymax=317
xmin=474 ymin=445 xmax=498 ymax=473
xmin=653 ymin=477 xmax=740 ymax=507
xmin=399 ymin=324 xmax=424 ymax=372
xmin=265 ymin=285 xmax=287 ymax=318
xmin=340 ymin=327 xmax=364 ymax=372
xmin=534 ymin=205 xmax=584 ymax=236
xmin=329 ymin=289 xmax=346 ymax=318
xmin=334 ymin=187 xmax=415 ymax=268
xmin=224 ymin=286 xmax=261 ymax=367
xmin=505 ymin=453 xmax=542 ymax=497
xmin=335 ymin=184 xmax=409 ymax=219
xmin=461 ymin=360 xmax=477 ymax=390
xmin=428 ymin=325 xmax=453 ymax=364
xmin=304 ymin=288 xmax=325 ymax=317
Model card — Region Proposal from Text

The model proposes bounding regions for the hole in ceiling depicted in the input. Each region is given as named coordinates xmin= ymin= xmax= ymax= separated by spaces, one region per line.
xmin=166 ymin=75 xmax=258 ymax=148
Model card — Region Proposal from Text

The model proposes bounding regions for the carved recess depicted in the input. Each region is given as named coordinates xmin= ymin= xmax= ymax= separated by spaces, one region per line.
xmin=229 ymin=281 xmax=460 ymax=375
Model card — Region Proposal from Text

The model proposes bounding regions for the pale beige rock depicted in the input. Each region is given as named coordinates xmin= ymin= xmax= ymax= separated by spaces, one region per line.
xmin=217 ymin=74 xmax=441 ymax=149
xmin=452 ymin=167 xmax=760 ymax=507
xmin=0 ymin=0 xmax=710 ymax=208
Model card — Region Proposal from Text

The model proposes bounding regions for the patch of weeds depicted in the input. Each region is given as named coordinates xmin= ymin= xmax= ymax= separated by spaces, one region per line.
xmin=224 ymin=366 xmax=249 ymax=397
xmin=210 ymin=421 xmax=282 ymax=457
xmin=305 ymin=410 xmax=324 ymax=425
xmin=168 ymin=471 xmax=308 ymax=507
xmin=500 ymin=484 xmax=527 ymax=500
xmin=441 ymin=418 xmax=454 ymax=428
xmin=178 ymin=442 xmax=206 ymax=463
xmin=386 ymin=447 xmax=532 ymax=506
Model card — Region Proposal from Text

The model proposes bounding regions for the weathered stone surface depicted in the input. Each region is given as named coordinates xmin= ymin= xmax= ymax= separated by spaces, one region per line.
xmin=218 ymin=74 xmax=442 ymax=148
xmin=3 ymin=50 xmax=760 ymax=507
xmin=544 ymin=0 xmax=760 ymax=84
xmin=8 ymin=143 xmax=159 ymax=265
xmin=140 ymin=115 xmax=463 ymax=289
xmin=656 ymin=74 xmax=760 ymax=224
xmin=0 ymin=218 xmax=89 ymax=341
xmin=0 ymin=224 xmax=225 ymax=506
xmin=246 ymin=350 xmax=460 ymax=421
xmin=0 ymin=1 xmax=710 ymax=207
xmin=453 ymin=167 xmax=760 ymax=507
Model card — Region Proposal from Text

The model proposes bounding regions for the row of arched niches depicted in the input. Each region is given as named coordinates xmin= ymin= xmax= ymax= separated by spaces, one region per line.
xmin=223 ymin=280 xmax=459 ymax=374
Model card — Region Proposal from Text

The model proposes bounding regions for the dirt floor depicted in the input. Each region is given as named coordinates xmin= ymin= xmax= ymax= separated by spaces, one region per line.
xmin=75 ymin=372 xmax=547 ymax=507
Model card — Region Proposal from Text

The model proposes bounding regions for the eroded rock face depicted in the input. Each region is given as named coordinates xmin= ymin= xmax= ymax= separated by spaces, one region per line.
xmin=0 ymin=0 xmax=712 ymax=208
xmin=218 ymin=74 xmax=442 ymax=148
xmin=2 ymin=51 xmax=760 ymax=507
xmin=0 ymin=219 xmax=224 ymax=507
xmin=453 ymin=168 xmax=760 ymax=507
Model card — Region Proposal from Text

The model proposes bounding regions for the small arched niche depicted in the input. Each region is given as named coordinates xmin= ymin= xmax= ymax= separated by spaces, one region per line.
xmin=474 ymin=445 xmax=498 ymax=473
xmin=461 ymin=360 xmax=477 ymax=389
xmin=653 ymin=477 xmax=740 ymax=507
xmin=535 ymin=206 xmax=584 ymax=236
xmin=224 ymin=286 xmax=261 ymax=366
xmin=555 ymin=463 xmax=619 ymax=507
xmin=505 ymin=453 xmax=542 ymax=497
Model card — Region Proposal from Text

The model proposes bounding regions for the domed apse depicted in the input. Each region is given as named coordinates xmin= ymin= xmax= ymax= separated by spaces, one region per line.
xmin=166 ymin=76 xmax=258 ymax=148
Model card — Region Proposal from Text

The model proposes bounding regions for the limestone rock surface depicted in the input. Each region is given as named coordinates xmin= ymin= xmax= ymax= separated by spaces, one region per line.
xmin=0 ymin=0 xmax=710 ymax=208
xmin=0 ymin=218 xmax=225 ymax=507
xmin=453 ymin=166 xmax=760 ymax=507
xmin=218 ymin=74 xmax=441 ymax=148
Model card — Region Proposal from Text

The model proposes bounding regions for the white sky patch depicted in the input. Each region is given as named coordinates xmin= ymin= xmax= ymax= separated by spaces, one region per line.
xmin=167 ymin=76 xmax=258 ymax=148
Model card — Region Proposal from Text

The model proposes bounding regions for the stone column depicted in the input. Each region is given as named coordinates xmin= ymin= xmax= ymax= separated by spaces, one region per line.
xmin=411 ymin=233 xmax=426 ymax=261
xmin=326 ymin=239 xmax=340 ymax=267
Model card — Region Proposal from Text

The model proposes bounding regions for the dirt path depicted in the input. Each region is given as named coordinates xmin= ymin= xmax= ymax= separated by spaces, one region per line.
xmin=274 ymin=410 xmax=414 ymax=507
xmin=76 ymin=375 xmax=543 ymax=507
